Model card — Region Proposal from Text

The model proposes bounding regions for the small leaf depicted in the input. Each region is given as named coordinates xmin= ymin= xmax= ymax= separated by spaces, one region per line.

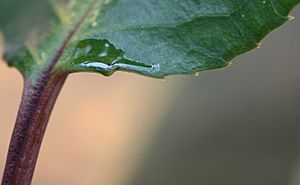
xmin=0 ymin=0 xmax=299 ymax=79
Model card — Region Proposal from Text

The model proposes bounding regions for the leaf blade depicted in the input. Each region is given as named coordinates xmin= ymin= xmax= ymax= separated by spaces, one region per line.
xmin=1 ymin=0 xmax=300 ymax=78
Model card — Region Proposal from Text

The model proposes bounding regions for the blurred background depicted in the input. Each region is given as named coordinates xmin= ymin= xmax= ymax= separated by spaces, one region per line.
xmin=1 ymin=6 xmax=300 ymax=185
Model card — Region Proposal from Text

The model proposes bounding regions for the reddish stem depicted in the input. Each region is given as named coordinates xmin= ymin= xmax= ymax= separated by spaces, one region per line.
xmin=1 ymin=73 xmax=67 ymax=185
xmin=0 ymin=2 xmax=99 ymax=184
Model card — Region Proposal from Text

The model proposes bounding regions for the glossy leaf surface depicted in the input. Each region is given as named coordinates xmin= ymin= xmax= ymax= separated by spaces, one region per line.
xmin=0 ymin=0 xmax=299 ymax=78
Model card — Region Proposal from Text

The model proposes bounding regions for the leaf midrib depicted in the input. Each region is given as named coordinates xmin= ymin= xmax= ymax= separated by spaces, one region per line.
xmin=37 ymin=0 xmax=98 ymax=76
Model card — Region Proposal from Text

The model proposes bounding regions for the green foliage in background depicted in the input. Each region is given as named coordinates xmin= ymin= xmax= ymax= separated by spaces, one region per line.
xmin=0 ymin=0 xmax=299 ymax=78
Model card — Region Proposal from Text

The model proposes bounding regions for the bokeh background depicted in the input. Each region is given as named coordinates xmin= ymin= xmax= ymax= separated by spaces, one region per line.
xmin=1 ymin=6 xmax=300 ymax=185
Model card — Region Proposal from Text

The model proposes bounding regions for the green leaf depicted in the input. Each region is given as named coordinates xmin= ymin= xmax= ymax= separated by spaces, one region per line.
xmin=0 ymin=0 xmax=299 ymax=79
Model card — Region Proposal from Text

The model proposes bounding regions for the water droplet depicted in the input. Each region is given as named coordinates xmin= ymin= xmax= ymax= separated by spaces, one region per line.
xmin=288 ymin=15 xmax=295 ymax=21
xmin=98 ymin=51 xmax=107 ymax=57
xmin=241 ymin=14 xmax=245 ymax=18
xmin=98 ymin=43 xmax=109 ymax=57
xmin=228 ymin=61 xmax=234 ymax=67
xmin=84 ymin=45 xmax=92 ymax=54
xmin=194 ymin=72 xmax=199 ymax=77
xmin=80 ymin=61 xmax=113 ymax=71
xmin=72 ymin=39 xmax=157 ymax=76
xmin=151 ymin=64 xmax=160 ymax=72
xmin=262 ymin=0 xmax=266 ymax=4
xmin=256 ymin=42 xmax=262 ymax=48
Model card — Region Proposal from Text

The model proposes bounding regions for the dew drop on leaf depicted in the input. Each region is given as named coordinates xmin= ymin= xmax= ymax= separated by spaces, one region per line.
xmin=71 ymin=39 xmax=159 ymax=76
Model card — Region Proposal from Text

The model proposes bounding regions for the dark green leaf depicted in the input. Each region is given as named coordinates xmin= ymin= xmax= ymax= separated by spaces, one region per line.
xmin=0 ymin=0 xmax=299 ymax=78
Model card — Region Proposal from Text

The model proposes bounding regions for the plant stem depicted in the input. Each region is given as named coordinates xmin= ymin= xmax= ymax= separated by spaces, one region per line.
xmin=1 ymin=72 xmax=67 ymax=185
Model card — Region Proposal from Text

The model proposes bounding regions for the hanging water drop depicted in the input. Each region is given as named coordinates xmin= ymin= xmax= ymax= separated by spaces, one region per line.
xmin=72 ymin=39 xmax=156 ymax=76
